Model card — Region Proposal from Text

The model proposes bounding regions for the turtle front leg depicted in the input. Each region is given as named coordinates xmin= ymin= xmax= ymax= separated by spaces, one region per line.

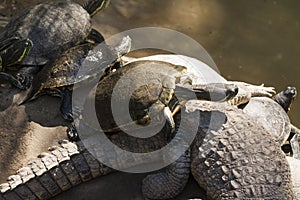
xmin=290 ymin=124 xmax=300 ymax=159
xmin=60 ymin=88 xmax=74 ymax=121
xmin=0 ymin=70 xmax=32 ymax=89
xmin=135 ymin=76 xmax=177 ymax=133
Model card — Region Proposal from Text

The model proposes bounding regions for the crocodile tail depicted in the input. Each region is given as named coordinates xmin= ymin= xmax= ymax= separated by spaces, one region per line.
xmin=0 ymin=140 xmax=113 ymax=200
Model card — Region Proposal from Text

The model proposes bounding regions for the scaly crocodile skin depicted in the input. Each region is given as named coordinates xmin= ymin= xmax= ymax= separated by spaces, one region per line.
xmin=189 ymin=101 xmax=292 ymax=199
xmin=0 ymin=131 xmax=167 ymax=200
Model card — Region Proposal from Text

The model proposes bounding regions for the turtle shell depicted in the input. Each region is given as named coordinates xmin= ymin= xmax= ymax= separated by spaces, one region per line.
xmin=79 ymin=60 xmax=187 ymax=134
xmin=33 ymin=43 xmax=95 ymax=91
xmin=243 ymin=97 xmax=291 ymax=145
xmin=126 ymin=54 xmax=227 ymax=84
xmin=0 ymin=1 xmax=91 ymax=66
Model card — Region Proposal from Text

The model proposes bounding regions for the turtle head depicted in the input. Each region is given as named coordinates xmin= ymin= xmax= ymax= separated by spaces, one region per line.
xmin=0 ymin=38 xmax=33 ymax=68
xmin=283 ymin=86 xmax=297 ymax=99
xmin=83 ymin=0 xmax=110 ymax=17
xmin=272 ymin=86 xmax=297 ymax=112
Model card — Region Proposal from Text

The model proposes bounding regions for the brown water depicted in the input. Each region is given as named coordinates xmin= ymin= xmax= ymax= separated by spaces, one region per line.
xmin=1 ymin=0 xmax=299 ymax=125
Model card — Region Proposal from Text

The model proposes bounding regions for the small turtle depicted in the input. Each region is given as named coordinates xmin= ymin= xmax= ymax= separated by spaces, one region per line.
xmin=0 ymin=0 xmax=109 ymax=89
xmin=23 ymin=36 xmax=132 ymax=121
xmin=243 ymin=87 xmax=297 ymax=146
xmin=270 ymin=86 xmax=300 ymax=158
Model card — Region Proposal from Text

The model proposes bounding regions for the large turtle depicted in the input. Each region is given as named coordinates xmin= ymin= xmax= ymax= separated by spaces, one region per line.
xmin=22 ymin=36 xmax=132 ymax=121
xmin=0 ymin=0 xmax=109 ymax=89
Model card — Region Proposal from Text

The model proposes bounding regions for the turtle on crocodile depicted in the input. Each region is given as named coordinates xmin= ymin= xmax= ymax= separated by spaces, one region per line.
xmin=22 ymin=36 xmax=132 ymax=121
xmin=0 ymin=60 xmax=299 ymax=199
xmin=68 ymin=55 xmax=277 ymax=141
xmin=0 ymin=0 xmax=109 ymax=89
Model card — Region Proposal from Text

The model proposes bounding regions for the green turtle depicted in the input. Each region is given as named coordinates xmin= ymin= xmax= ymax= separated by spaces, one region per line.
xmin=23 ymin=36 xmax=132 ymax=121
xmin=0 ymin=0 xmax=109 ymax=89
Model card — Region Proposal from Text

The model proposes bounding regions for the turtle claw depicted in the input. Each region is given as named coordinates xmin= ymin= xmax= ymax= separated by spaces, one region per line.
xmin=163 ymin=106 xmax=175 ymax=138
xmin=67 ymin=124 xmax=79 ymax=142
xmin=291 ymin=134 xmax=300 ymax=159
xmin=0 ymin=72 xmax=31 ymax=90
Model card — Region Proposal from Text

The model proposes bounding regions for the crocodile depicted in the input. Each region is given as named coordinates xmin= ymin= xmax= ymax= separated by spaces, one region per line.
xmin=0 ymin=99 xmax=297 ymax=199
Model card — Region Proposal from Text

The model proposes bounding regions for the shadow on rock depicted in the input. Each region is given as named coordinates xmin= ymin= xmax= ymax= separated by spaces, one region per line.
xmin=0 ymin=81 xmax=23 ymax=111
xmin=24 ymin=95 xmax=70 ymax=127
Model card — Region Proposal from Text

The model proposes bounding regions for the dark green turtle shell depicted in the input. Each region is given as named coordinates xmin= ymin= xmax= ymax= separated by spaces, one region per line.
xmin=31 ymin=43 xmax=95 ymax=92
xmin=0 ymin=1 xmax=93 ymax=66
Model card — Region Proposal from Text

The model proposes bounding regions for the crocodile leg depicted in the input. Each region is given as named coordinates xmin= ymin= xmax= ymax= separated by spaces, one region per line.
xmin=142 ymin=149 xmax=191 ymax=200
xmin=227 ymin=81 xmax=276 ymax=105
